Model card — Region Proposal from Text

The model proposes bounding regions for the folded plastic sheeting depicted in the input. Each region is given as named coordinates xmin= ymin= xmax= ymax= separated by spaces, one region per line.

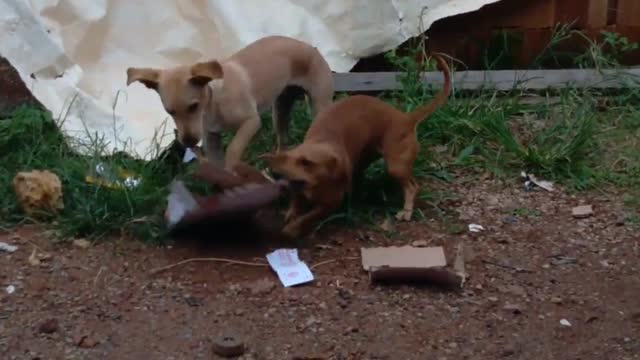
xmin=0 ymin=0 xmax=500 ymax=159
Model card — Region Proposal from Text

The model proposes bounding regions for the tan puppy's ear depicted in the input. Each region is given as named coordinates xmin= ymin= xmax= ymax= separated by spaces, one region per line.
xmin=126 ymin=67 xmax=160 ymax=90
xmin=190 ymin=60 xmax=223 ymax=87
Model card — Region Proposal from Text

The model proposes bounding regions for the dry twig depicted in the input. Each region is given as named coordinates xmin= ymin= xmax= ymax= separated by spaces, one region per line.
xmin=150 ymin=257 xmax=268 ymax=275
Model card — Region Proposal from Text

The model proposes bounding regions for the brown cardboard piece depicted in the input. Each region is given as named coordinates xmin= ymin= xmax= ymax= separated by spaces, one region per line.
xmin=361 ymin=246 xmax=463 ymax=287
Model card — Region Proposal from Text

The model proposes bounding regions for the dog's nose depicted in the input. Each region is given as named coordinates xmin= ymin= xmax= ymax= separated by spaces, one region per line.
xmin=181 ymin=135 xmax=199 ymax=148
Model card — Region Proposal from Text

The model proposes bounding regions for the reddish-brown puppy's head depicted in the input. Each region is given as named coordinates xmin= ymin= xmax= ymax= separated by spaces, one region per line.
xmin=261 ymin=143 xmax=342 ymax=190
xmin=126 ymin=61 xmax=223 ymax=148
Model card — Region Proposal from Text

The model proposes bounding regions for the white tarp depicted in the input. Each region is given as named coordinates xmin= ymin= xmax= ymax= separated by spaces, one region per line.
xmin=1 ymin=0 xmax=500 ymax=159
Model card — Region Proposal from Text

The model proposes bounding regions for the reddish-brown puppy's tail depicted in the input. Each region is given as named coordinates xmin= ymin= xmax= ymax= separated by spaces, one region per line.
xmin=406 ymin=54 xmax=451 ymax=125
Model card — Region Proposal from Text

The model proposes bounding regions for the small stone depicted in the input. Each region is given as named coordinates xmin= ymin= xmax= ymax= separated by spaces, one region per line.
xmin=76 ymin=335 xmax=99 ymax=348
xmin=411 ymin=240 xmax=429 ymax=247
xmin=305 ymin=316 xmax=319 ymax=328
xmin=503 ymin=303 xmax=523 ymax=314
xmin=501 ymin=348 xmax=516 ymax=357
xmin=248 ymin=278 xmax=275 ymax=296
xmin=550 ymin=297 xmax=563 ymax=304
xmin=212 ymin=333 xmax=245 ymax=358
xmin=560 ymin=319 xmax=572 ymax=327
xmin=572 ymin=205 xmax=593 ymax=219
xmin=184 ymin=296 xmax=202 ymax=307
xmin=488 ymin=297 xmax=499 ymax=302
xmin=73 ymin=239 xmax=91 ymax=249
xmin=501 ymin=285 xmax=526 ymax=297
xmin=502 ymin=216 xmax=518 ymax=225
xmin=38 ymin=319 xmax=59 ymax=334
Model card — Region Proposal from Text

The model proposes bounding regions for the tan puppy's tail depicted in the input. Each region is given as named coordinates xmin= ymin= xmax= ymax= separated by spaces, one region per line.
xmin=406 ymin=54 xmax=451 ymax=125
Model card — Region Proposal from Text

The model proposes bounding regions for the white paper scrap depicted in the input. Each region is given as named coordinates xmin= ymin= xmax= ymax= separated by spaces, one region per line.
xmin=6 ymin=285 xmax=15 ymax=294
xmin=183 ymin=148 xmax=198 ymax=163
xmin=266 ymin=249 xmax=314 ymax=287
xmin=0 ymin=242 xmax=18 ymax=253
xmin=468 ymin=224 xmax=485 ymax=233
xmin=560 ymin=319 xmax=572 ymax=327
xmin=521 ymin=171 xmax=555 ymax=192
xmin=166 ymin=181 xmax=199 ymax=227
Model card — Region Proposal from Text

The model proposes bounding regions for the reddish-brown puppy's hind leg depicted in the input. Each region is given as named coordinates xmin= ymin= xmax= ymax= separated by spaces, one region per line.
xmin=384 ymin=140 xmax=419 ymax=222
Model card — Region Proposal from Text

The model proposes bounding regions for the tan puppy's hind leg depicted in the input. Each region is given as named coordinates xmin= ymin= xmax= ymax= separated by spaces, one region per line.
xmin=224 ymin=115 xmax=261 ymax=170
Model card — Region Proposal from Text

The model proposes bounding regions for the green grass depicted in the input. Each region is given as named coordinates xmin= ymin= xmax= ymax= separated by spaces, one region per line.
xmin=1 ymin=28 xmax=639 ymax=241
xmin=0 ymin=107 xmax=195 ymax=242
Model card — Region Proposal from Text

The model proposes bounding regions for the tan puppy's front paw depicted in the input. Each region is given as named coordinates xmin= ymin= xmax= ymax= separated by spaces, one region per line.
xmin=282 ymin=222 xmax=302 ymax=239
xmin=395 ymin=209 xmax=413 ymax=222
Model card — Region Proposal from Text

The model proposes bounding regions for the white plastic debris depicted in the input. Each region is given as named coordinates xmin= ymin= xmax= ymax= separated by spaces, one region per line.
xmin=266 ymin=249 xmax=314 ymax=287
xmin=468 ymin=224 xmax=485 ymax=233
xmin=183 ymin=148 xmax=198 ymax=163
xmin=1 ymin=0 xmax=503 ymax=160
xmin=5 ymin=285 xmax=15 ymax=294
xmin=0 ymin=242 xmax=18 ymax=253
xmin=560 ymin=319 xmax=572 ymax=327
xmin=521 ymin=171 xmax=555 ymax=192
xmin=166 ymin=181 xmax=199 ymax=227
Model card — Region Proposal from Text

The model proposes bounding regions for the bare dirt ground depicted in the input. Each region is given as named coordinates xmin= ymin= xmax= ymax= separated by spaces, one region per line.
xmin=1 ymin=178 xmax=639 ymax=360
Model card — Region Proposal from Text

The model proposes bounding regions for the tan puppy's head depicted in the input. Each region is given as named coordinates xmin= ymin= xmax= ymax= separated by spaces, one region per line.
xmin=126 ymin=61 xmax=223 ymax=148
xmin=261 ymin=143 xmax=342 ymax=190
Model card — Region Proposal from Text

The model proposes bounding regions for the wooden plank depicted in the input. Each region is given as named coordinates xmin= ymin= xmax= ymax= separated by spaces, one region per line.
xmin=333 ymin=69 xmax=640 ymax=92
xmin=587 ymin=0 xmax=609 ymax=28
xmin=488 ymin=0 xmax=557 ymax=29
xmin=617 ymin=0 xmax=640 ymax=26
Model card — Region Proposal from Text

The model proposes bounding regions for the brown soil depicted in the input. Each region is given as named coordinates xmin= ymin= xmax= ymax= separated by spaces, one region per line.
xmin=1 ymin=179 xmax=639 ymax=360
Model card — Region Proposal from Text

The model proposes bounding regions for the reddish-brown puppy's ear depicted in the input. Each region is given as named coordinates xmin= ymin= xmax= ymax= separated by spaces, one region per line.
xmin=296 ymin=155 xmax=317 ymax=169
xmin=258 ymin=152 xmax=279 ymax=165
xmin=126 ymin=67 xmax=160 ymax=90
xmin=189 ymin=60 xmax=223 ymax=87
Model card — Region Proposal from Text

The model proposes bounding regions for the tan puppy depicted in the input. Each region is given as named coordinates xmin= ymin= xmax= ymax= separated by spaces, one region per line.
xmin=126 ymin=36 xmax=334 ymax=169
xmin=262 ymin=54 xmax=451 ymax=238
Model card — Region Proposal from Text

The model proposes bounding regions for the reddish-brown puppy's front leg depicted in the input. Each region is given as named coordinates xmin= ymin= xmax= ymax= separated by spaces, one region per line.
xmin=284 ymin=195 xmax=306 ymax=224
xmin=395 ymin=176 xmax=418 ymax=221
xmin=282 ymin=203 xmax=335 ymax=239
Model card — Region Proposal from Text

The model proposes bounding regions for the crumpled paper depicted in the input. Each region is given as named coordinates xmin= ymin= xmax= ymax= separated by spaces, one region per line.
xmin=1 ymin=0 xmax=501 ymax=159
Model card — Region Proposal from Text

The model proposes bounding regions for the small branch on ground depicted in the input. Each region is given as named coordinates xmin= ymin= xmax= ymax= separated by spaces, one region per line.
xmin=311 ymin=257 xmax=359 ymax=270
xmin=482 ymin=260 xmax=533 ymax=273
xmin=150 ymin=257 xmax=269 ymax=275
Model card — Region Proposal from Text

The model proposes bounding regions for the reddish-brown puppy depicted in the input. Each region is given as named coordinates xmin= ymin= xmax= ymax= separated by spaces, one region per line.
xmin=262 ymin=54 xmax=451 ymax=238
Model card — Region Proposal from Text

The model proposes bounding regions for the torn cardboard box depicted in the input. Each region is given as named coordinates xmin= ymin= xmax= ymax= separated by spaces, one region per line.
xmin=361 ymin=246 xmax=463 ymax=288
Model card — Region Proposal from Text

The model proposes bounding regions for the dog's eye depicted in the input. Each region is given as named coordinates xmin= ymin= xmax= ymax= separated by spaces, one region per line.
xmin=187 ymin=103 xmax=199 ymax=113
xmin=298 ymin=158 xmax=314 ymax=168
